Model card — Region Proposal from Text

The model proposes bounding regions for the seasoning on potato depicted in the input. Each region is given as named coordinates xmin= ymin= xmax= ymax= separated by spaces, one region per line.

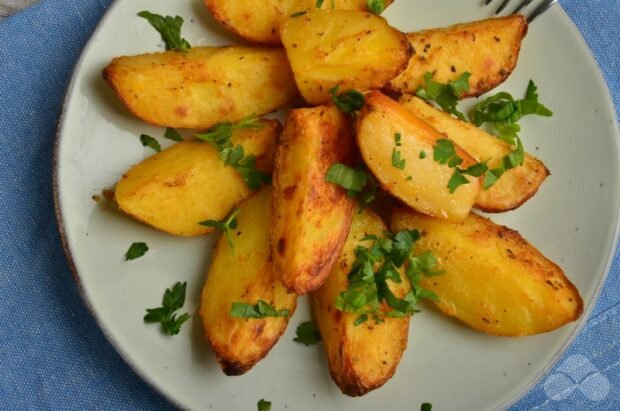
xmin=115 ymin=119 xmax=279 ymax=237
xmin=281 ymin=9 xmax=411 ymax=105
xmin=103 ymin=46 xmax=297 ymax=129
xmin=388 ymin=15 xmax=528 ymax=97
xmin=200 ymin=187 xmax=297 ymax=375
xmin=271 ymin=105 xmax=356 ymax=295
xmin=357 ymin=91 xmax=480 ymax=222
xmin=391 ymin=207 xmax=583 ymax=337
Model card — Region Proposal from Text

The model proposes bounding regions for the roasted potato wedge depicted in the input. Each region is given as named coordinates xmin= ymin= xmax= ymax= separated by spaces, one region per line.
xmin=200 ymin=187 xmax=297 ymax=375
xmin=388 ymin=15 xmax=528 ymax=97
xmin=103 ymin=47 xmax=297 ymax=129
xmin=281 ymin=9 xmax=411 ymax=105
xmin=312 ymin=208 xmax=411 ymax=396
xmin=392 ymin=208 xmax=583 ymax=336
xmin=272 ymin=105 xmax=355 ymax=294
xmin=400 ymin=95 xmax=549 ymax=212
xmin=115 ymin=120 xmax=279 ymax=237
xmin=205 ymin=0 xmax=393 ymax=45
xmin=358 ymin=91 xmax=480 ymax=222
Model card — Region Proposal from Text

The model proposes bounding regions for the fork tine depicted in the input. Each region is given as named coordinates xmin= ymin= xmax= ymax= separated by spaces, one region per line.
xmin=527 ymin=0 xmax=558 ymax=22
xmin=484 ymin=0 xmax=494 ymax=5
xmin=511 ymin=0 xmax=534 ymax=14
xmin=495 ymin=0 xmax=511 ymax=14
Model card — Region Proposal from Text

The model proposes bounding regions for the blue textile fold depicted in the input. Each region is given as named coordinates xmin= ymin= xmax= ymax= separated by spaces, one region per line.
xmin=0 ymin=0 xmax=618 ymax=410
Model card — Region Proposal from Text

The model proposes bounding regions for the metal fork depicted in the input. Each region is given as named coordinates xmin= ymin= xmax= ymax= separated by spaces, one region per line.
xmin=485 ymin=0 xmax=558 ymax=23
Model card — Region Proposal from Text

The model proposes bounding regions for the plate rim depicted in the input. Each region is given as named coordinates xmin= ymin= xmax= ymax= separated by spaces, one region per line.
xmin=51 ymin=2 xmax=620 ymax=410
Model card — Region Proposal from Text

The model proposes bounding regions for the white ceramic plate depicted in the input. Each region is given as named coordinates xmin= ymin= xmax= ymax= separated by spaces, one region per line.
xmin=54 ymin=1 xmax=620 ymax=410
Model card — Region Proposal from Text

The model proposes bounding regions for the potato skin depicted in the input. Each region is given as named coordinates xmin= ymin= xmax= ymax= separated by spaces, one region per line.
xmin=199 ymin=187 xmax=297 ymax=375
xmin=272 ymin=105 xmax=356 ymax=295
xmin=115 ymin=120 xmax=279 ymax=237
xmin=388 ymin=15 xmax=528 ymax=97
xmin=281 ymin=9 xmax=411 ymax=105
xmin=358 ymin=91 xmax=480 ymax=222
xmin=103 ymin=47 xmax=297 ymax=129
xmin=391 ymin=208 xmax=583 ymax=337
xmin=205 ymin=0 xmax=393 ymax=45
xmin=312 ymin=209 xmax=410 ymax=396
xmin=399 ymin=95 xmax=549 ymax=212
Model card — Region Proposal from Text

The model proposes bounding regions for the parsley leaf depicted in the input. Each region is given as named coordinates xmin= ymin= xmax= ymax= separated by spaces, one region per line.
xmin=433 ymin=138 xmax=463 ymax=168
xmin=194 ymin=116 xmax=270 ymax=190
xmin=291 ymin=11 xmax=308 ymax=17
xmin=392 ymin=133 xmax=406 ymax=169
xmin=416 ymin=72 xmax=471 ymax=120
xmin=164 ymin=128 xmax=183 ymax=142
xmin=137 ymin=11 xmax=191 ymax=52
xmin=419 ymin=150 xmax=427 ymax=159
xmin=199 ymin=208 xmax=240 ymax=253
xmin=144 ymin=282 xmax=191 ymax=336
xmin=293 ymin=321 xmax=322 ymax=345
xmin=336 ymin=230 xmax=442 ymax=324
xmin=231 ymin=300 xmax=290 ymax=319
xmin=140 ymin=134 xmax=161 ymax=152
xmin=421 ymin=403 xmax=433 ymax=411
xmin=315 ymin=0 xmax=324 ymax=7
xmin=367 ymin=0 xmax=386 ymax=14
xmin=257 ymin=399 xmax=272 ymax=411
xmin=471 ymin=80 xmax=551 ymax=189
xmin=329 ymin=85 xmax=366 ymax=114
xmin=325 ymin=163 xmax=377 ymax=210
xmin=125 ymin=242 xmax=149 ymax=261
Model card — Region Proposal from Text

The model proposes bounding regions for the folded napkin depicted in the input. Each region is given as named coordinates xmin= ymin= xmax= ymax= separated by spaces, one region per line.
xmin=0 ymin=0 xmax=617 ymax=410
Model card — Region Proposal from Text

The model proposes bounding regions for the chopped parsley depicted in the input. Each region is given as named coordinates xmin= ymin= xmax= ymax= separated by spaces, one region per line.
xmin=416 ymin=72 xmax=471 ymax=120
xmin=367 ymin=0 xmax=386 ymax=14
xmin=257 ymin=399 xmax=272 ymax=411
xmin=421 ymin=403 xmax=433 ymax=411
xmin=140 ymin=134 xmax=161 ymax=152
xmin=392 ymin=133 xmax=406 ymax=169
xmin=419 ymin=150 xmax=427 ymax=159
xmin=230 ymin=300 xmax=290 ymax=319
xmin=125 ymin=242 xmax=149 ymax=261
xmin=471 ymin=80 xmax=553 ymax=189
xmin=194 ymin=116 xmax=271 ymax=190
xmin=325 ymin=163 xmax=378 ymax=210
xmin=199 ymin=208 xmax=240 ymax=253
xmin=144 ymin=282 xmax=191 ymax=336
xmin=293 ymin=321 xmax=322 ymax=346
xmin=290 ymin=11 xmax=308 ymax=17
xmin=329 ymin=85 xmax=366 ymax=114
xmin=164 ymin=127 xmax=183 ymax=142
xmin=336 ymin=230 xmax=443 ymax=325
xmin=137 ymin=11 xmax=191 ymax=52
xmin=433 ymin=138 xmax=489 ymax=193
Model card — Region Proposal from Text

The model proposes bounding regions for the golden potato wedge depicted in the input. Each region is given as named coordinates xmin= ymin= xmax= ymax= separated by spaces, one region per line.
xmin=205 ymin=0 xmax=393 ymax=45
xmin=281 ymin=9 xmax=411 ymax=105
xmin=200 ymin=187 xmax=297 ymax=375
xmin=358 ymin=91 xmax=480 ymax=222
xmin=272 ymin=105 xmax=356 ymax=294
xmin=115 ymin=120 xmax=279 ymax=237
xmin=399 ymin=95 xmax=549 ymax=212
xmin=392 ymin=208 xmax=583 ymax=337
xmin=103 ymin=47 xmax=297 ymax=129
xmin=388 ymin=15 xmax=528 ymax=97
xmin=312 ymin=208 xmax=410 ymax=396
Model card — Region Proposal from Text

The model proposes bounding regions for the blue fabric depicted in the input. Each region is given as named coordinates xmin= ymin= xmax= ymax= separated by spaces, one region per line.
xmin=0 ymin=0 xmax=617 ymax=409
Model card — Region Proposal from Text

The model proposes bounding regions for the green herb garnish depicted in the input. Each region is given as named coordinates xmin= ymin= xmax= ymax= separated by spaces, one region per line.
xmin=471 ymin=80 xmax=552 ymax=189
xmin=421 ymin=403 xmax=433 ymax=411
xmin=367 ymin=0 xmax=386 ymax=14
xmin=194 ymin=116 xmax=271 ymax=190
xmin=419 ymin=150 xmax=427 ymax=159
xmin=140 ymin=134 xmax=161 ymax=152
xmin=199 ymin=208 xmax=240 ymax=253
xmin=291 ymin=11 xmax=308 ymax=17
xmin=325 ymin=163 xmax=377 ymax=210
xmin=391 ymin=133 xmax=406 ymax=169
xmin=416 ymin=72 xmax=471 ymax=120
xmin=329 ymin=85 xmax=366 ymax=114
xmin=125 ymin=242 xmax=149 ymax=261
xmin=257 ymin=399 xmax=272 ymax=411
xmin=293 ymin=321 xmax=322 ymax=346
xmin=137 ymin=11 xmax=191 ymax=52
xmin=433 ymin=138 xmax=489 ymax=193
xmin=164 ymin=128 xmax=183 ymax=142
xmin=336 ymin=230 xmax=443 ymax=325
xmin=144 ymin=282 xmax=191 ymax=336
xmin=231 ymin=300 xmax=290 ymax=319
